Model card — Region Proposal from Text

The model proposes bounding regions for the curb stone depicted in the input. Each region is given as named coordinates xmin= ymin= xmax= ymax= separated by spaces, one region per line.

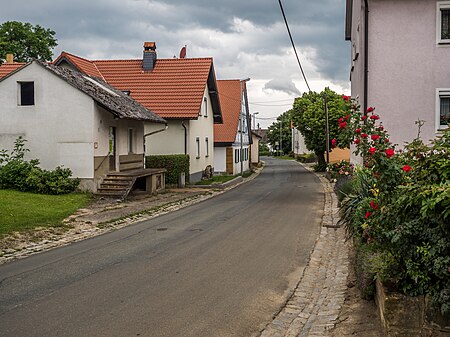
xmin=0 ymin=164 xmax=265 ymax=265
xmin=259 ymin=162 xmax=350 ymax=337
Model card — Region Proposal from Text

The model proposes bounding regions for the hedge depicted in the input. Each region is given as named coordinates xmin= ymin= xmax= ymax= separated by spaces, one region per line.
xmin=145 ymin=154 xmax=190 ymax=185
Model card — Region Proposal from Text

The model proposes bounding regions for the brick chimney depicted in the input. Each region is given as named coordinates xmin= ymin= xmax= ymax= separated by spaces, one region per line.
xmin=143 ymin=42 xmax=156 ymax=71
xmin=6 ymin=54 xmax=14 ymax=64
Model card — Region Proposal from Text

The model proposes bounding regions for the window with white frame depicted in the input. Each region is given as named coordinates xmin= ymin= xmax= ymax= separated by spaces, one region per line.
xmin=437 ymin=1 xmax=450 ymax=43
xmin=205 ymin=137 xmax=209 ymax=157
xmin=196 ymin=137 xmax=200 ymax=158
xmin=437 ymin=89 xmax=450 ymax=129
xmin=203 ymin=97 xmax=208 ymax=117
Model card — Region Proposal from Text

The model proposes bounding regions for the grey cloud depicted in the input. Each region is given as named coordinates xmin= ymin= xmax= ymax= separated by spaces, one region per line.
xmin=263 ymin=78 xmax=301 ymax=96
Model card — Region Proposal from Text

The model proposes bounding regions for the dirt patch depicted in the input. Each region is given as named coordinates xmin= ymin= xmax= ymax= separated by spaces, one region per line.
xmin=326 ymin=247 xmax=384 ymax=337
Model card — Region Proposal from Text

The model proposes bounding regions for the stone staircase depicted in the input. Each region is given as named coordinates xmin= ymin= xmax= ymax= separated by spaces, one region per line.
xmin=96 ymin=173 xmax=135 ymax=199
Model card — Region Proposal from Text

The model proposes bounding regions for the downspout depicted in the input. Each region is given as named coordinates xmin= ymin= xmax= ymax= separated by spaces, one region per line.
xmin=143 ymin=123 xmax=168 ymax=160
xmin=364 ymin=0 xmax=369 ymax=116
xmin=181 ymin=121 xmax=187 ymax=155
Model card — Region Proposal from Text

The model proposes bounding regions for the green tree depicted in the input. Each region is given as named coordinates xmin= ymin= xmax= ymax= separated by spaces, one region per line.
xmin=0 ymin=21 xmax=57 ymax=63
xmin=267 ymin=110 xmax=293 ymax=155
xmin=292 ymin=88 xmax=349 ymax=169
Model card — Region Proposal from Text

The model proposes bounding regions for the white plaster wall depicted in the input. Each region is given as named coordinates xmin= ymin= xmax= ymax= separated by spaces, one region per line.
xmin=144 ymin=120 xmax=185 ymax=155
xmin=250 ymin=135 xmax=259 ymax=164
xmin=0 ymin=62 xmax=95 ymax=178
xmin=232 ymin=144 xmax=250 ymax=175
xmin=214 ymin=146 xmax=226 ymax=172
xmin=350 ymin=0 xmax=450 ymax=147
xmin=292 ymin=128 xmax=310 ymax=155
xmin=188 ymin=85 xmax=215 ymax=180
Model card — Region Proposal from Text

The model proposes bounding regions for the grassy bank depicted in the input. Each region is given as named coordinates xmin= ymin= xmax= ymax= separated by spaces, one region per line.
xmin=0 ymin=190 xmax=91 ymax=236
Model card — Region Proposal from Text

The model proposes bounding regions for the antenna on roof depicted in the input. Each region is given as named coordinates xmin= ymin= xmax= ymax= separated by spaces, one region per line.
xmin=180 ymin=45 xmax=187 ymax=59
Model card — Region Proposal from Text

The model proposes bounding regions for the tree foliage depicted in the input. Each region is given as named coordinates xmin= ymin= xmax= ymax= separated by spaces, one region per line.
xmin=0 ymin=21 xmax=58 ymax=63
xmin=267 ymin=110 xmax=293 ymax=154
xmin=292 ymin=88 xmax=350 ymax=169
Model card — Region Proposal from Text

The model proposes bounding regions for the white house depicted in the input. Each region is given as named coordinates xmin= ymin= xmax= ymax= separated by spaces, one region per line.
xmin=214 ymin=79 xmax=251 ymax=175
xmin=0 ymin=59 xmax=166 ymax=193
xmin=345 ymin=0 xmax=450 ymax=148
xmin=54 ymin=42 xmax=223 ymax=182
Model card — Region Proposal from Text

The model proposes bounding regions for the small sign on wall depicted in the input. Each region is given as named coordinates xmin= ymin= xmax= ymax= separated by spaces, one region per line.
xmin=94 ymin=142 xmax=98 ymax=149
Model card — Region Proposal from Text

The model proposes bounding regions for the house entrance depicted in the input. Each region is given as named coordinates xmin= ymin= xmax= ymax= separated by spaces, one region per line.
xmin=109 ymin=126 xmax=117 ymax=171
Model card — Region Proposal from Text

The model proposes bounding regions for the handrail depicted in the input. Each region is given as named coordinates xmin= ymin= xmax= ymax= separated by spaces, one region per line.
xmin=94 ymin=153 xmax=110 ymax=172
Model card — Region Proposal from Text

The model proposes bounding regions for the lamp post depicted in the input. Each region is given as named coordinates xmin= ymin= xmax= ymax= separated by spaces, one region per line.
xmin=252 ymin=112 xmax=259 ymax=130
xmin=240 ymin=78 xmax=250 ymax=176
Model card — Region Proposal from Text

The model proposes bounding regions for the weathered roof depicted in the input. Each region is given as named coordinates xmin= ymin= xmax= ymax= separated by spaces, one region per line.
xmin=0 ymin=60 xmax=166 ymax=123
xmin=54 ymin=51 xmax=223 ymax=123
xmin=215 ymin=80 xmax=242 ymax=144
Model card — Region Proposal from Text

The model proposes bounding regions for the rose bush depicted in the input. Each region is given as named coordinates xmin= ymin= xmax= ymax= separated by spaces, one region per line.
xmin=337 ymin=98 xmax=450 ymax=314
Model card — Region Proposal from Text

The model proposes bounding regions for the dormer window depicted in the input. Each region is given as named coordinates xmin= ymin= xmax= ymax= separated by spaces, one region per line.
xmin=18 ymin=82 xmax=34 ymax=106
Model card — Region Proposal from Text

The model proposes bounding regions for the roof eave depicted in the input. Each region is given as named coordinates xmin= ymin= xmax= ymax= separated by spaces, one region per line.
xmin=345 ymin=0 xmax=353 ymax=41
xmin=207 ymin=62 xmax=223 ymax=124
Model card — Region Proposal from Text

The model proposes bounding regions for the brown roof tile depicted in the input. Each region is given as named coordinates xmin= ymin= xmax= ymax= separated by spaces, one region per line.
xmin=215 ymin=80 xmax=242 ymax=143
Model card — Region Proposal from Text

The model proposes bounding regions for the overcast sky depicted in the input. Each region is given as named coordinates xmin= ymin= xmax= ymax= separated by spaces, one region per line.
xmin=1 ymin=0 xmax=350 ymax=128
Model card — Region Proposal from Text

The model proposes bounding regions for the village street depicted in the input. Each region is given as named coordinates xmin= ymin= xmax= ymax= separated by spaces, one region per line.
xmin=0 ymin=158 xmax=324 ymax=337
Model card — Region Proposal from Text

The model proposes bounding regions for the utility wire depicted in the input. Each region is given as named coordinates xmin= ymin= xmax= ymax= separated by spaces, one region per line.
xmin=278 ymin=0 xmax=311 ymax=92
xmin=219 ymin=92 xmax=294 ymax=107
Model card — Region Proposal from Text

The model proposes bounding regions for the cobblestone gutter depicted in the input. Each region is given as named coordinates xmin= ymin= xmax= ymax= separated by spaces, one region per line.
xmin=259 ymin=166 xmax=351 ymax=337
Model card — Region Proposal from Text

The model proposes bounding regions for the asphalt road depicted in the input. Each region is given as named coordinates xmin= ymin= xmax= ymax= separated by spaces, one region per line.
xmin=0 ymin=158 xmax=323 ymax=337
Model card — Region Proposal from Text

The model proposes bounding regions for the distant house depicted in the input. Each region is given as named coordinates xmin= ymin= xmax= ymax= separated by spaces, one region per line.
xmin=345 ymin=0 xmax=450 ymax=147
xmin=54 ymin=42 xmax=223 ymax=182
xmin=0 ymin=59 xmax=165 ymax=193
xmin=214 ymin=79 xmax=251 ymax=175
xmin=250 ymin=131 xmax=262 ymax=165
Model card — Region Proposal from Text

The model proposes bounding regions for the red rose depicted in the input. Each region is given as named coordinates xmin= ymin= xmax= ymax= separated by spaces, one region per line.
xmin=369 ymin=147 xmax=376 ymax=155
xmin=385 ymin=139 xmax=390 ymax=143
xmin=355 ymin=128 xmax=361 ymax=134
xmin=378 ymin=126 xmax=384 ymax=131
xmin=338 ymin=117 xmax=344 ymax=123
xmin=361 ymin=133 xmax=368 ymax=139
xmin=344 ymin=114 xmax=350 ymax=121
xmin=354 ymin=138 xmax=360 ymax=145
xmin=339 ymin=121 xmax=347 ymax=129
xmin=367 ymin=107 xmax=375 ymax=113
xmin=365 ymin=212 xmax=371 ymax=219
xmin=342 ymin=95 xmax=350 ymax=102
xmin=361 ymin=116 xmax=367 ymax=121
xmin=331 ymin=138 xmax=337 ymax=148
xmin=370 ymin=115 xmax=380 ymax=120
xmin=402 ymin=165 xmax=411 ymax=172
xmin=385 ymin=148 xmax=395 ymax=158
xmin=371 ymin=134 xmax=380 ymax=141
xmin=370 ymin=201 xmax=379 ymax=210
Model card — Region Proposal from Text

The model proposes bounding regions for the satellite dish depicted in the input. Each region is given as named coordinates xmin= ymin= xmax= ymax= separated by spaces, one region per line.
xmin=180 ymin=45 xmax=187 ymax=59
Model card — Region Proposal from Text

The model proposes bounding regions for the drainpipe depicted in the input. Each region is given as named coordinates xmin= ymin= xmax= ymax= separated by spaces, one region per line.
xmin=364 ymin=0 xmax=369 ymax=116
xmin=143 ymin=123 xmax=168 ymax=163
xmin=181 ymin=121 xmax=187 ymax=155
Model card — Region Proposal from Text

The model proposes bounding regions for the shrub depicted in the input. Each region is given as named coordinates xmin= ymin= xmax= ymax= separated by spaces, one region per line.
xmin=337 ymin=98 xmax=450 ymax=314
xmin=0 ymin=137 xmax=79 ymax=194
xmin=146 ymin=154 xmax=189 ymax=185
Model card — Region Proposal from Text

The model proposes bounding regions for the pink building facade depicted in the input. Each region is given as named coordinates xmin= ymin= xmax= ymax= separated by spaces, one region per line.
xmin=346 ymin=0 xmax=450 ymax=147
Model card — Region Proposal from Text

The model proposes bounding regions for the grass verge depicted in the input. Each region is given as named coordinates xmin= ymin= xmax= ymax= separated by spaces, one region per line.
xmin=195 ymin=175 xmax=237 ymax=185
xmin=0 ymin=190 xmax=91 ymax=236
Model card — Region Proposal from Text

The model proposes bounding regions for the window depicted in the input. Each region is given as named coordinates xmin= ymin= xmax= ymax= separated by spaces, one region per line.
xmin=196 ymin=137 xmax=200 ymax=158
xmin=203 ymin=97 xmax=208 ymax=117
xmin=437 ymin=1 xmax=450 ymax=43
xmin=205 ymin=137 xmax=209 ymax=157
xmin=18 ymin=82 xmax=34 ymax=106
xmin=128 ymin=128 xmax=134 ymax=153
xmin=235 ymin=149 xmax=239 ymax=163
xmin=437 ymin=89 xmax=450 ymax=129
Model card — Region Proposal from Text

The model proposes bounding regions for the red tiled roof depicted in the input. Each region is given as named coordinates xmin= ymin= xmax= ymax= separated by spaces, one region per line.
xmin=53 ymin=52 xmax=104 ymax=79
xmin=0 ymin=63 xmax=27 ymax=79
xmin=215 ymin=80 xmax=242 ymax=143
xmin=54 ymin=52 xmax=213 ymax=119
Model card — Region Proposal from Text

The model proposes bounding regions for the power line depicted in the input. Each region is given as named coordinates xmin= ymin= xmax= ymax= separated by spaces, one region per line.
xmin=219 ymin=92 xmax=294 ymax=107
xmin=278 ymin=0 xmax=311 ymax=92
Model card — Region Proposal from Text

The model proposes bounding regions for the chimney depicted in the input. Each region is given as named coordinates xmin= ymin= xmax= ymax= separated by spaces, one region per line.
xmin=143 ymin=42 xmax=157 ymax=71
xmin=6 ymin=54 xmax=14 ymax=64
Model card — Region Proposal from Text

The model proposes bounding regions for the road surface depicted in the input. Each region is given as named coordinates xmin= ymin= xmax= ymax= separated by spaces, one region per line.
xmin=0 ymin=157 xmax=323 ymax=337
